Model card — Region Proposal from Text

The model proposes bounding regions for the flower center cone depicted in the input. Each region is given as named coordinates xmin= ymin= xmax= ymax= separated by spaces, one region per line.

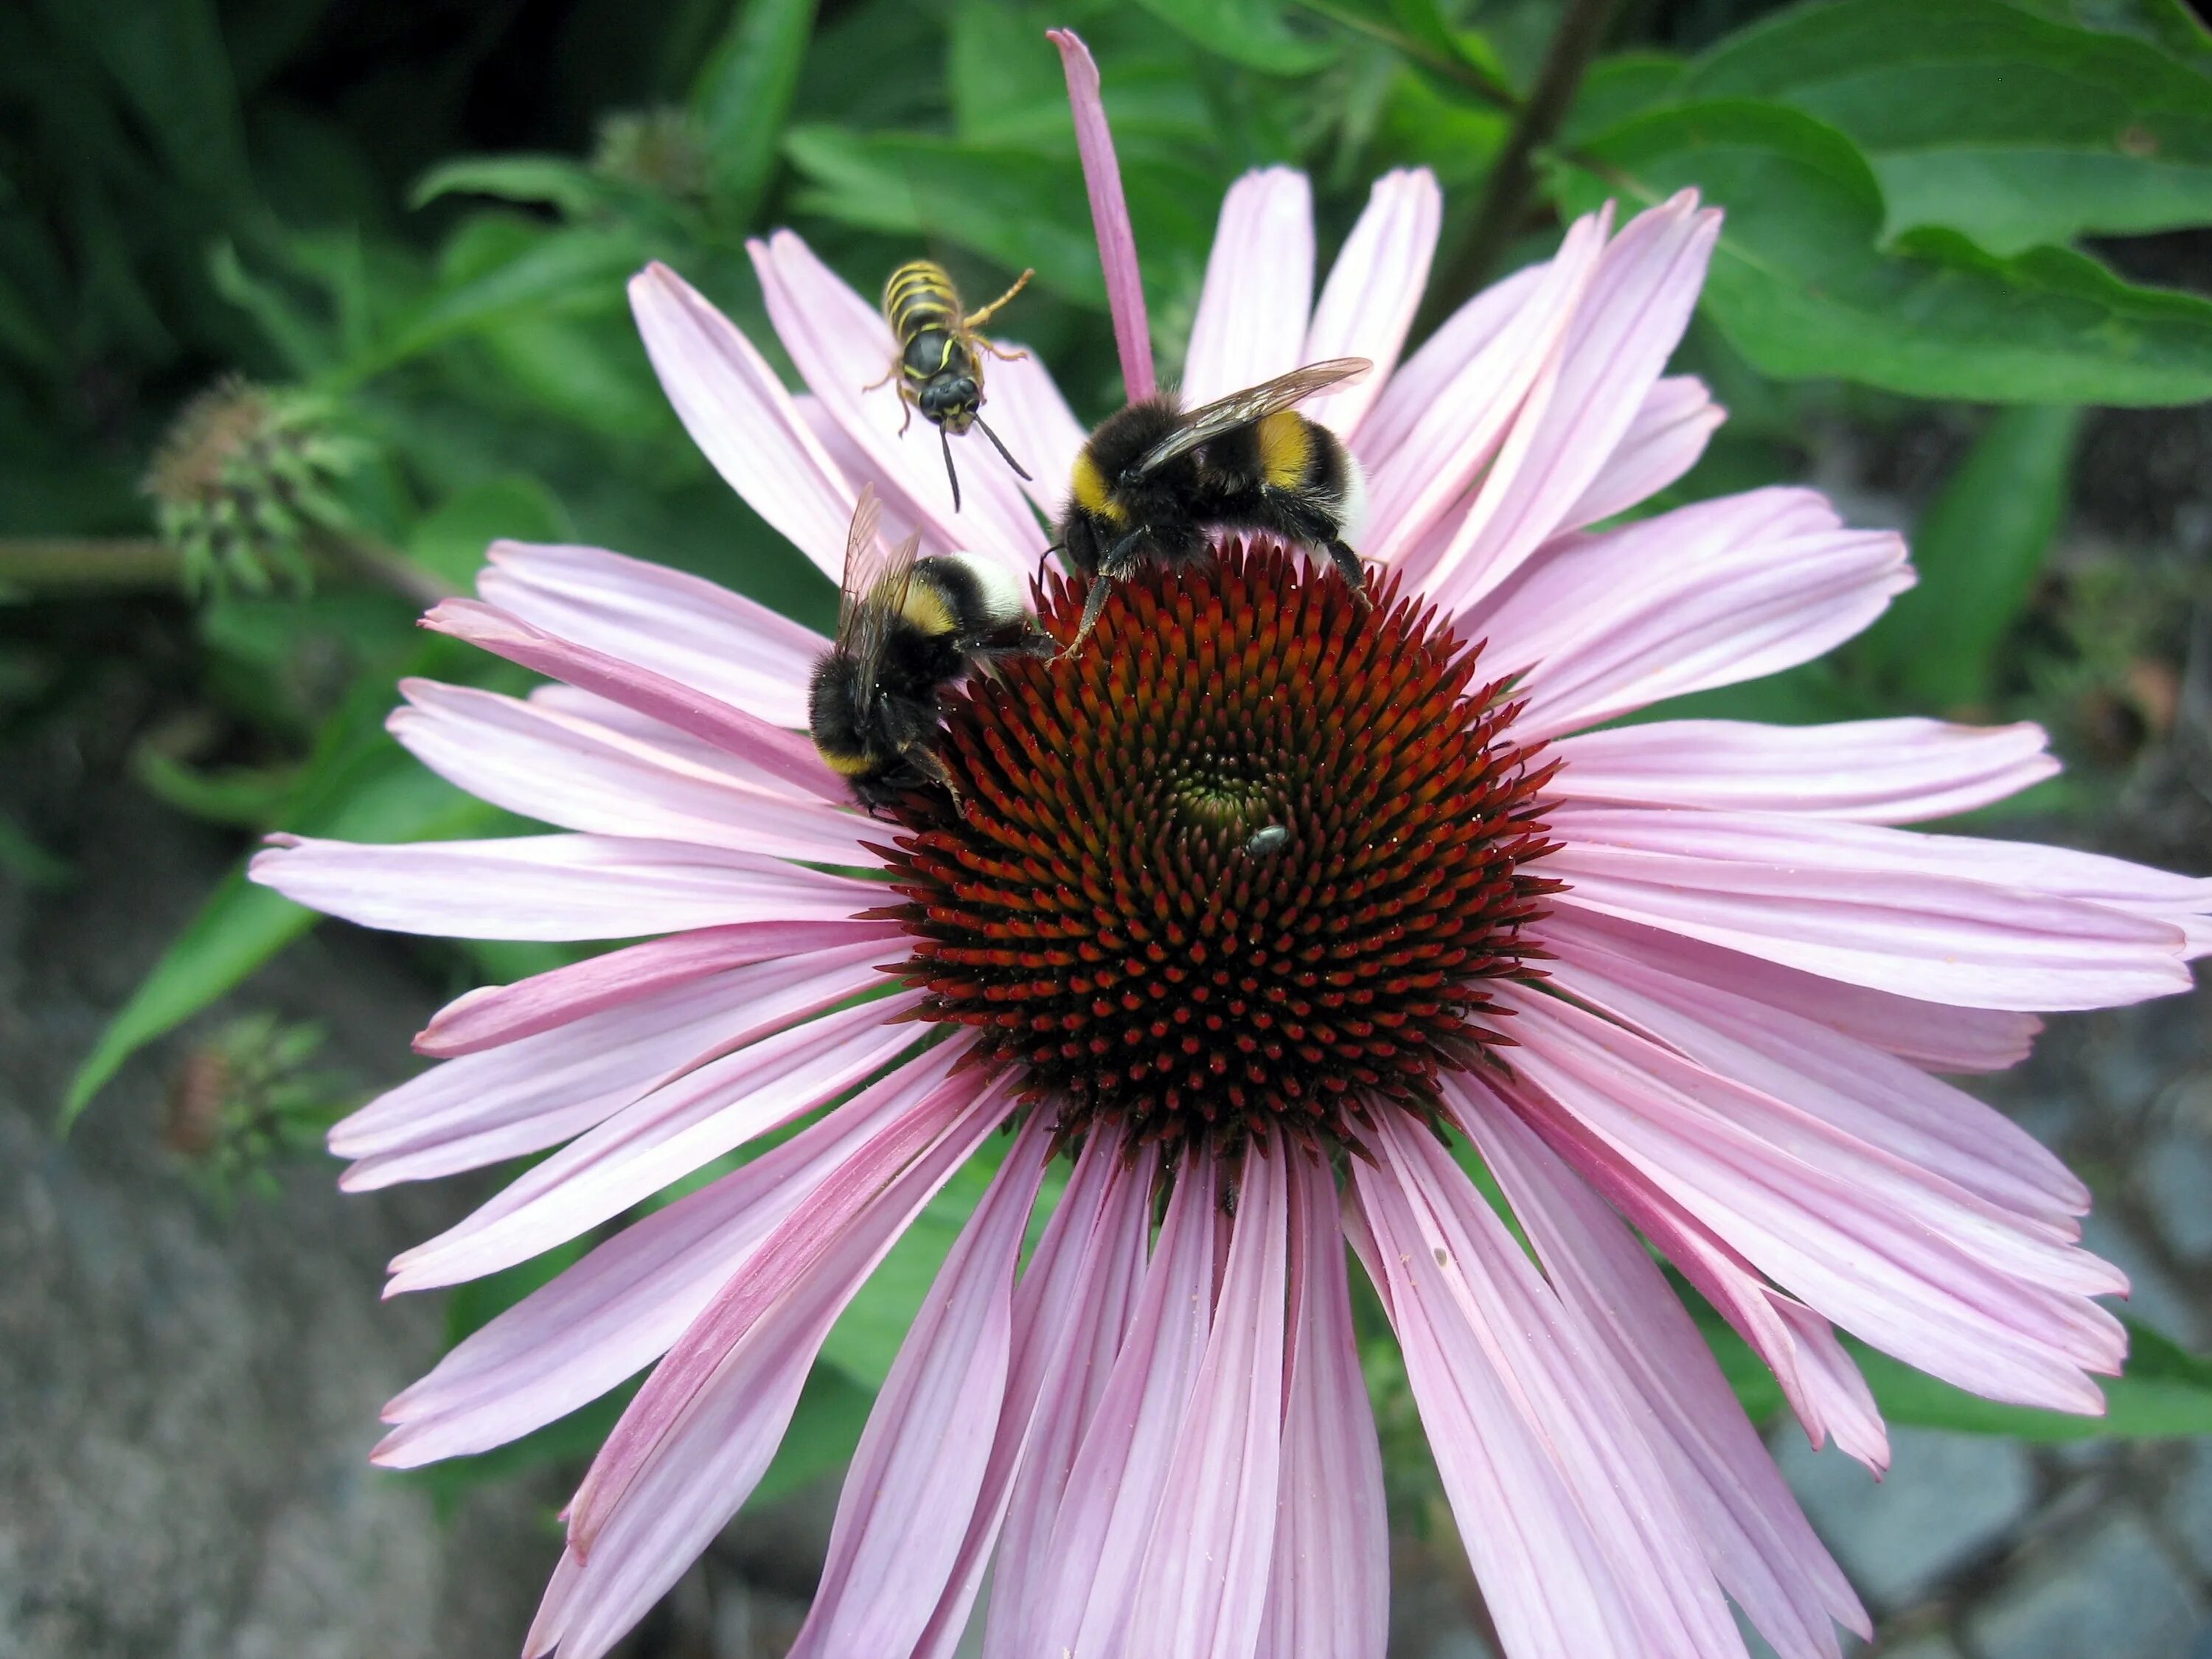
xmin=874 ymin=540 xmax=1564 ymax=1154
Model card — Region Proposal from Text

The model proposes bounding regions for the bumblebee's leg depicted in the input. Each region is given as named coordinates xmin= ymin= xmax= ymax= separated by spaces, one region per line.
xmin=1324 ymin=539 xmax=1374 ymax=610
xmin=1065 ymin=572 xmax=1116 ymax=655
xmin=905 ymin=742 xmax=970 ymax=815
xmin=962 ymin=268 xmax=1033 ymax=330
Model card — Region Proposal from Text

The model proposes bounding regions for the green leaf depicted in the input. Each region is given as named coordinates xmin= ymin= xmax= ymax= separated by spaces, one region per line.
xmin=406 ymin=476 xmax=571 ymax=590
xmin=1855 ymin=404 xmax=2084 ymax=709
xmin=410 ymin=156 xmax=614 ymax=218
xmin=1688 ymin=0 xmax=2212 ymax=254
xmin=783 ymin=127 xmax=1216 ymax=309
xmin=1704 ymin=1301 xmax=2212 ymax=1439
xmin=58 ymin=757 xmax=499 ymax=1130
xmin=43 ymin=0 xmax=256 ymax=215
xmin=0 ymin=810 xmax=71 ymax=887
xmin=339 ymin=226 xmax=646 ymax=387
xmin=1559 ymin=100 xmax=2212 ymax=405
xmin=693 ymin=0 xmax=820 ymax=223
xmin=821 ymin=1148 xmax=1001 ymax=1386
xmin=1127 ymin=0 xmax=1338 ymax=74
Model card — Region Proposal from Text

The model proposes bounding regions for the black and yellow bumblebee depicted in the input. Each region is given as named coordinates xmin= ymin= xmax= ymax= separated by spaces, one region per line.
xmin=870 ymin=259 xmax=1035 ymax=514
xmin=1057 ymin=358 xmax=1373 ymax=648
xmin=808 ymin=484 xmax=1051 ymax=813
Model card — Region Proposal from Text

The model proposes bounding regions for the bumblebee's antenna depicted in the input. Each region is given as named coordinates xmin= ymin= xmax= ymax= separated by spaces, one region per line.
xmin=939 ymin=426 xmax=963 ymax=513
xmin=974 ymin=416 xmax=1034 ymax=482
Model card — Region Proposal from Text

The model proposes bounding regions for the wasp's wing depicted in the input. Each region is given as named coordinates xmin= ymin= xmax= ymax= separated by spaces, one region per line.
xmin=835 ymin=484 xmax=922 ymax=689
xmin=1133 ymin=358 xmax=1371 ymax=477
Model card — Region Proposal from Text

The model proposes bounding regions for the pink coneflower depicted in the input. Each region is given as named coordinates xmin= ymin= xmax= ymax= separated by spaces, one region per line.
xmin=254 ymin=31 xmax=2209 ymax=1659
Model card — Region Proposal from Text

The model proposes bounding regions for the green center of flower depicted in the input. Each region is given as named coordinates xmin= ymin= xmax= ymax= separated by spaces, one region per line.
xmin=877 ymin=540 xmax=1560 ymax=1153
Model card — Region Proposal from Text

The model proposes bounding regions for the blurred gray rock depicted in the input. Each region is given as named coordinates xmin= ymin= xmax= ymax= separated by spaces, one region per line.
xmin=1966 ymin=1512 xmax=2202 ymax=1659
xmin=2080 ymin=1212 xmax=2208 ymax=1348
xmin=2172 ymin=1444 xmax=2212 ymax=1577
xmin=2140 ymin=1128 xmax=2212 ymax=1260
xmin=1773 ymin=1427 xmax=2033 ymax=1611
xmin=0 ymin=785 xmax=560 ymax=1659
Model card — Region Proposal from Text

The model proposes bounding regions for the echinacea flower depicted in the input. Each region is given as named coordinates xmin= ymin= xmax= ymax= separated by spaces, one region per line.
xmin=253 ymin=30 xmax=2211 ymax=1659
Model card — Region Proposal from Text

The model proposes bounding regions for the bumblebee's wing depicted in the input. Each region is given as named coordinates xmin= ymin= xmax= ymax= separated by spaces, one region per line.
xmin=834 ymin=484 xmax=921 ymax=688
xmin=1133 ymin=358 xmax=1371 ymax=476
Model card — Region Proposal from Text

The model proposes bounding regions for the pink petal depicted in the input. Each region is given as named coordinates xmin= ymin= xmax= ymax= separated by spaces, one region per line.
xmin=478 ymin=539 xmax=827 ymax=729
xmin=1551 ymin=804 xmax=2192 ymax=1009
xmin=1552 ymin=717 xmax=2058 ymax=823
xmin=1363 ymin=212 xmax=1608 ymax=570
xmin=524 ymin=1069 xmax=1009 ymax=1659
xmin=1352 ymin=260 xmax=1543 ymax=468
xmin=1558 ymin=375 xmax=1725 ymax=533
xmin=1256 ymin=1147 xmax=1388 ymax=1659
xmin=334 ymin=938 xmax=897 ymax=1189
xmin=1498 ymin=984 xmax=2124 ymax=1412
xmin=789 ymin=1117 xmax=1051 ymax=1659
xmin=1455 ymin=1088 xmax=1868 ymax=1659
xmin=1545 ymin=911 xmax=2090 ymax=1220
xmin=1347 ymin=1162 xmax=1655 ymax=1659
xmin=751 ymin=232 xmax=1044 ymax=574
xmin=1530 ymin=955 xmax=2119 ymax=1295
xmin=420 ymin=598 xmax=839 ymax=801
xmin=1472 ymin=488 xmax=1911 ymax=740
xmin=975 ymin=345 xmax=1091 ymax=524
xmin=1571 ymin=803 xmax=2212 ymax=952
xmin=383 ymin=992 xmax=923 ymax=1293
xmin=1492 ymin=1071 xmax=1891 ymax=1473
xmin=1016 ymin=1147 xmax=1219 ymax=1659
xmin=1422 ymin=192 xmax=1722 ymax=613
xmin=1051 ymin=29 xmax=1155 ymax=400
xmin=389 ymin=680 xmax=866 ymax=865
xmin=566 ymin=1065 xmax=1015 ymax=1548
xmin=1128 ymin=1128 xmax=1290 ymax=1659
xmin=414 ymin=917 xmax=899 ymax=1057
xmin=628 ymin=261 xmax=855 ymax=582
xmin=1301 ymin=168 xmax=1442 ymax=442
xmin=967 ymin=1145 xmax=1152 ymax=1659
xmin=1532 ymin=905 xmax=2040 ymax=1073
xmin=1371 ymin=1113 xmax=1747 ymax=1658
xmin=249 ymin=832 xmax=875 ymax=941
xmin=372 ymin=1042 xmax=968 ymax=1467
xmin=1180 ymin=169 xmax=1315 ymax=406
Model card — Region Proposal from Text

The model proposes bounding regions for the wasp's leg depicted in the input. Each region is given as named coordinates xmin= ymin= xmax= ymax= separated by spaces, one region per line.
xmin=962 ymin=268 xmax=1034 ymax=331
xmin=863 ymin=355 xmax=900 ymax=393
xmin=978 ymin=339 xmax=1029 ymax=364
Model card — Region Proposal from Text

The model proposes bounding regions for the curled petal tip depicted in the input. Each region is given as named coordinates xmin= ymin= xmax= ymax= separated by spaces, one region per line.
xmin=1050 ymin=27 xmax=1155 ymax=401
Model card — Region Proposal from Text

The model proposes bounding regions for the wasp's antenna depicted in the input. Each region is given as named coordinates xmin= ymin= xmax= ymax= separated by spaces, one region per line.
xmin=974 ymin=416 xmax=1033 ymax=482
xmin=939 ymin=425 xmax=963 ymax=513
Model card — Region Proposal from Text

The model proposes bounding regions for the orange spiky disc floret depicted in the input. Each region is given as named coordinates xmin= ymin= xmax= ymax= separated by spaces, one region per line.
xmin=872 ymin=540 xmax=1562 ymax=1155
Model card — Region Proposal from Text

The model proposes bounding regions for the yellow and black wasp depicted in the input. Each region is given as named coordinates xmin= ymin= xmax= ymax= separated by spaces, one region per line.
xmin=1057 ymin=358 xmax=1373 ymax=649
xmin=871 ymin=259 xmax=1035 ymax=512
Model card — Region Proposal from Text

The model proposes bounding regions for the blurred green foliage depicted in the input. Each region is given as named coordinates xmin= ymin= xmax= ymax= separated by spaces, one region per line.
xmin=10 ymin=0 xmax=2212 ymax=1514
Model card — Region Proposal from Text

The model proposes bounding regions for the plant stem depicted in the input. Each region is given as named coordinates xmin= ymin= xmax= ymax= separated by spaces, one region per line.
xmin=0 ymin=538 xmax=182 ymax=591
xmin=1291 ymin=0 xmax=1520 ymax=112
xmin=1420 ymin=0 xmax=1623 ymax=328
xmin=0 ymin=532 xmax=453 ymax=608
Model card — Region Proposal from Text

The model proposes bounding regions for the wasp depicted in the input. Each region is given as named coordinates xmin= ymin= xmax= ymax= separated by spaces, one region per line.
xmin=1056 ymin=358 xmax=1372 ymax=649
xmin=807 ymin=484 xmax=1051 ymax=813
xmin=870 ymin=259 xmax=1035 ymax=514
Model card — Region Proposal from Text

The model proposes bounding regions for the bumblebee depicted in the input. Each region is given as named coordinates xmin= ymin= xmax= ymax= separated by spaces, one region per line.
xmin=809 ymin=485 xmax=1049 ymax=813
xmin=870 ymin=259 xmax=1035 ymax=514
xmin=1057 ymin=358 xmax=1373 ymax=648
